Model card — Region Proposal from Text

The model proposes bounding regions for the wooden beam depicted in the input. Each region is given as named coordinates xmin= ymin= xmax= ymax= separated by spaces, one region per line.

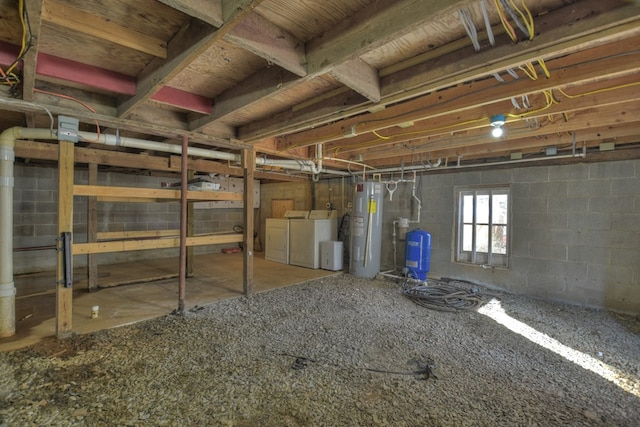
xmin=5 ymin=97 xmax=246 ymax=149
xmin=279 ymin=43 xmax=640 ymax=150
xmin=242 ymin=148 xmax=255 ymax=296
xmin=42 ymin=0 xmax=167 ymax=58
xmin=178 ymin=135 xmax=188 ymax=313
xmin=239 ymin=1 xmax=640 ymax=142
xmin=73 ymin=234 xmax=243 ymax=255
xmin=73 ymin=184 xmax=244 ymax=201
xmin=98 ymin=230 xmax=179 ymax=240
xmin=187 ymin=170 xmax=195 ymax=277
xmin=329 ymin=58 xmax=380 ymax=103
xmin=156 ymin=0 xmax=224 ymax=27
xmin=21 ymin=0 xmax=43 ymax=118
xmin=306 ymin=0 xmax=462 ymax=75
xmin=329 ymin=74 xmax=640 ymax=156
xmin=362 ymin=103 xmax=640 ymax=165
xmin=87 ymin=163 xmax=98 ymax=292
xmin=13 ymin=140 xmax=303 ymax=182
xmin=56 ymin=141 xmax=74 ymax=338
xmin=189 ymin=67 xmax=299 ymax=129
xmin=117 ymin=0 xmax=266 ymax=119
xmin=224 ymin=12 xmax=306 ymax=77
xmin=192 ymin=0 xmax=461 ymax=131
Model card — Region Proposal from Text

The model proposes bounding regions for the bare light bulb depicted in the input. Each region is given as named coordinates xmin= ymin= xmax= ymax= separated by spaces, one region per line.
xmin=492 ymin=126 xmax=503 ymax=138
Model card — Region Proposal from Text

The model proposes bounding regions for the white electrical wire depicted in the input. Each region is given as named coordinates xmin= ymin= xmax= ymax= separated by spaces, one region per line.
xmin=480 ymin=0 xmax=495 ymax=46
xmin=506 ymin=68 xmax=519 ymax=79
xmin=459 ymin=8 xmax=481 ymax=52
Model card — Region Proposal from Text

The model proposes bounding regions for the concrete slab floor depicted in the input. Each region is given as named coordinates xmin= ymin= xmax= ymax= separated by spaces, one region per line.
xmin=1 ymin=253 xmax=339 ymax=352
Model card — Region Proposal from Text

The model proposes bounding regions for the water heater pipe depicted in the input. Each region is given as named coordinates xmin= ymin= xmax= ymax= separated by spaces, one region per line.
xmin=363 ymin=194 xmax=374 ymax=267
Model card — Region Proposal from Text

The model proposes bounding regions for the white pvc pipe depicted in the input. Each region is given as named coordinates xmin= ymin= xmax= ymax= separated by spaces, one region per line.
xmin=0 ymin=127 xmax=56 ymax=337
xmin=78 ymin=132 xmax=348 ymax=177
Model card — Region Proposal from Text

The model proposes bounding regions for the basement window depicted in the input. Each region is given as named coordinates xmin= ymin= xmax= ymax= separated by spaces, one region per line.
xmin=455 ymin=186 xmax=510 ymax=268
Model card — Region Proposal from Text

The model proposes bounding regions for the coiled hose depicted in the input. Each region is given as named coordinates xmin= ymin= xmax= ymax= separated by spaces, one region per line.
xmin=402 ymin=278 xmax=484 ymax=312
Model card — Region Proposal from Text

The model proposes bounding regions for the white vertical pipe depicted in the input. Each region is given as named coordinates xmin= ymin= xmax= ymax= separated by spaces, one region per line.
xmin=0 ymin=127 xmax=56 ymax=337
xmin=0 ymin=130 xmax=16 ymax=337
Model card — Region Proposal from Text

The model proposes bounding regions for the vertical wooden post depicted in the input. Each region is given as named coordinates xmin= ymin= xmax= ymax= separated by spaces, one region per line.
xmin=242 ymin=149 xmax=255 ymax=296
xmin=186 ymin=170 xmax=195 ymax=277
xmin=87 ymin=163 xmax=98 ymax=291
xmin=178 ymin=135 xmax=188 ymax=313
xmin=56 ymin=141 xmax=74 ymax=338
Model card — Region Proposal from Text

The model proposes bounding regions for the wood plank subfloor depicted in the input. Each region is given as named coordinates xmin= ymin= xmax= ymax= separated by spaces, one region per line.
xmin=1 ymin=253 xmax=339 ymax=351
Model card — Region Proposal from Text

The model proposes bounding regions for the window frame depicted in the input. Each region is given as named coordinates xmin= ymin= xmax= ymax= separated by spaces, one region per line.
xmin=454 ymin=185 xmax=511 ymax=268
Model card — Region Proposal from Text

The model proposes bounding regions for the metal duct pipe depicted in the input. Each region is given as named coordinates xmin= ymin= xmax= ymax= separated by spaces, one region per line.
xmin=0 ymin=127 xmax=56 ymax=337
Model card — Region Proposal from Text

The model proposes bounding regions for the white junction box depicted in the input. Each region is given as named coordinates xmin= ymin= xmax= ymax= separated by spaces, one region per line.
xmin=320 ymin=241 xmax=343 ymax=271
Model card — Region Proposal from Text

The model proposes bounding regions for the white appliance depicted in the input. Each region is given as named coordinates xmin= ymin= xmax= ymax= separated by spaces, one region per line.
xmin=265 ymin=211 xmax=308 ymax=264
xmin=320 ymin=241 xmax=343 ymax=271
xmin=289 ymin=210 xmax=337 ymax=269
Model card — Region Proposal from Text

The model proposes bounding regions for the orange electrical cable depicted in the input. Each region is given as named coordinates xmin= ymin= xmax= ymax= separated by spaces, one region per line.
xmin=34 ymin=88 xmax=101 ymax=142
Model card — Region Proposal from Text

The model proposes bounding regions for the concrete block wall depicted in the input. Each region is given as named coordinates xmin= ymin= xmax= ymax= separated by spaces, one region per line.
xmin=12 ymin=164 xmax=243 ymax=274
xmin=381 ymin=159 xmax=640 ymax=313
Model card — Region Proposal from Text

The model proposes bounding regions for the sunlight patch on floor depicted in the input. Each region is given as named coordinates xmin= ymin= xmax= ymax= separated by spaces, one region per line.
xmin=478 ymin=298 xmax=639 ymax=397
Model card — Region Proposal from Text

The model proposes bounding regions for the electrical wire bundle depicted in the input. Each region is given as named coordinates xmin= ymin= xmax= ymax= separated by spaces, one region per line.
xmin=402 ymin=279 xmax=484 ymax=312
xmin=1 ymin=0 xmax=32 ymax=94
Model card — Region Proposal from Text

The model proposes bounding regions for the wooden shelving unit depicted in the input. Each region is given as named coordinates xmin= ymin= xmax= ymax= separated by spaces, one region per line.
xmin=55 ymin=140 xmax=256 ymax=338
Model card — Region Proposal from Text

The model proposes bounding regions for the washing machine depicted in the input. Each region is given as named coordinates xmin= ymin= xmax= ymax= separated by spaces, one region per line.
xmin=265 ymin=211 xmax=308 ymax=264
xmin=289 ymin=210 xmax=337 ymax=269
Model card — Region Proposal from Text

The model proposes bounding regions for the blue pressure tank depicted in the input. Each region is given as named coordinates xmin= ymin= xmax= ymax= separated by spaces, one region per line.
xmin=405 ymin=229 xmax=431 ymax=280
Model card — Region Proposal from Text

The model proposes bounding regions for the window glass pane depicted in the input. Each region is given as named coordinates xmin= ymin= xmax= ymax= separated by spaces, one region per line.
xmin=475 ymin=224 xmax=488 ymax=252
xmin=492 ymin=194 xmax=508 ymax=225
xmin=462 ymin=195 xmax=473 ymax=223
xmin=462 ymin=224 xmax=473 ymax=251
xmin=492 ymin=225 xmax=507 ymax=254
xmin=476 ymin=194 xmax=489 ymax=224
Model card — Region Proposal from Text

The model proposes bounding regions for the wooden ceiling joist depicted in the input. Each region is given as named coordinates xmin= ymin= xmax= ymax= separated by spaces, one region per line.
xmin=224 ymin=11 xmax=307 ymax=77
xmin=42 ymin=0 xmax=168 ymax=58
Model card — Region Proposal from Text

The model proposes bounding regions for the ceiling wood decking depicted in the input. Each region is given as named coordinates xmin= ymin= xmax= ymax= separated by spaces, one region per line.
xmin=1 ymin=0 xmax=639 ymax=176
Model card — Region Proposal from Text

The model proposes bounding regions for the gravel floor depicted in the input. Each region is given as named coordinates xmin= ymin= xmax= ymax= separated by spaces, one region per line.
xmin=1 ymin=275 xmax=639 ymax=426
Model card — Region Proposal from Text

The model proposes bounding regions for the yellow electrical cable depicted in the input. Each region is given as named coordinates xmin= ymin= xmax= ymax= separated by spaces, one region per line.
xmin=493 ymin=0 xmax=518 ymax=42
xmin=537 ymin=58 xmax=551 ymax=79
xmin=519 ymin=62 xmax=537 ymax=80
xmin=521 ymin=0 xmax=535 ymax=39
xmin=372 ymin=130 xmax=391 ymax=140
xmin=507 ymin=98 xmax=554 ymax=119
xmin=508 ymin=0 xmax=535 ymax=40
xmin=2 ymin=0 xmax=27 ymax=85
xmin=336 ymin=117 xmax=489 ymax=152
xmin=557 ymin=81 xmax=640 ymax=99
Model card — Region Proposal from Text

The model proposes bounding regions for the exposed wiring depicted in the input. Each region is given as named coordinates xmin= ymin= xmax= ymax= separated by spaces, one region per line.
xmin=493 ymin=0 xmax=517 ymax=42
xmin=507 ymin=0 xmax=534 ymax=40
xmin=339 ymin=117 xmax=488 ymax=152
xmin=519 ymin=61 xmax=538 ymax=80
xmin=33 ymin=88 xmax=101 ymax=142
xmin=459 ymin=8 xmax=481 ymax=52
xmin=480 ymin=0 xmax=495 ymax=46
xmin=372 ymin=130 xmax=391 ymax=140
xmin=537 ymin=58 xmax=551 ymax=79
xmin=557 ymin=81 xmax=640 ymax=99
xmin=1 ymin=0 xmax=32 ymax=87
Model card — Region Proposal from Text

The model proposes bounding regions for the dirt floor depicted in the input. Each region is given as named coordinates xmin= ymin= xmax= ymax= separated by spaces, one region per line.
xmin=1 ymin=274 xmax=639 ymax=426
